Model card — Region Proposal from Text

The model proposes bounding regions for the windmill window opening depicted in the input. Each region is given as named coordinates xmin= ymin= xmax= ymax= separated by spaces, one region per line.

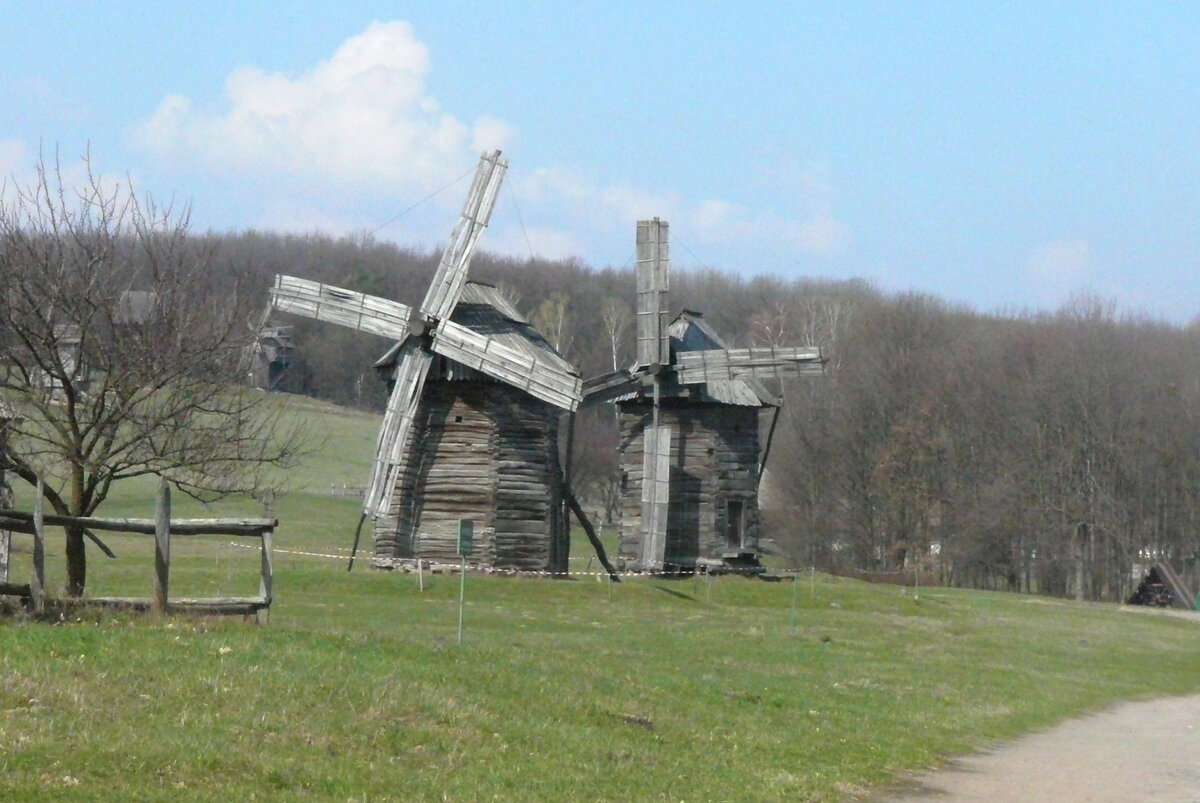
xmin=454 ymin=415 xmax=463 ymax=423
xmin=726 ymin=500 xmax=745 ymax=551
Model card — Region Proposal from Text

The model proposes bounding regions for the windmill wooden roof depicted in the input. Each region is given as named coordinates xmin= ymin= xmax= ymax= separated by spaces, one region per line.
xmin=614 ymin=311 xmax=777 ymax=407
xmin=374 ymin=281 xmax=578 ymax=394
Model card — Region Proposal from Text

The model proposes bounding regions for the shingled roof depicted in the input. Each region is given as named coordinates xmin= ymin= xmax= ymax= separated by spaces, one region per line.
xmin=373 ymin=281 xmax=578 ymax=391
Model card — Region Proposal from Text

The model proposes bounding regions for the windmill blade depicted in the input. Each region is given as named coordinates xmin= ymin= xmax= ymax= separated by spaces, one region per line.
xmin=640 ymin=423 xmax=672 ymax=571
xmin=363 ymin=342 xmax=433 ymax=519
xmin=675 ymin=347 xmax=825 ymax=385
xmin=269 ymin=275 xmax=413 ymax=340
xmin=420 ymin=150 xmax=508 ymax=322
xmin=635 ymin=218 xmax=670 ymax=369
xmin=430 ymin=318 xmax=581 ymax=411
xmin=580 ymin=368 xmax=640 ymax=407
xmin=241 ymin=298 xmax=277 ymax=381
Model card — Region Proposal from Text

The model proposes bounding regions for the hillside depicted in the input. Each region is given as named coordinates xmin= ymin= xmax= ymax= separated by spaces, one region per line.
xmin=3 ymin=396 xmax=1200 ymax=800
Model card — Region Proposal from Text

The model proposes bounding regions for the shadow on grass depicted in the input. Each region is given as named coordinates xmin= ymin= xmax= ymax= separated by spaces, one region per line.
xmin=650 ymin=583 xmax=697 ymax=602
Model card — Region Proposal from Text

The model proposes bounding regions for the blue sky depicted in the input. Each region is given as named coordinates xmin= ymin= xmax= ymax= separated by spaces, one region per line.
xmin=3 ymin=3 xmax=1198 ymax=322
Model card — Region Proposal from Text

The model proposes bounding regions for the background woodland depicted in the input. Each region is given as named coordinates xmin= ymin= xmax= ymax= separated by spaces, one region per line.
xmin=218 ymin=230 xmax=1200 ymax=603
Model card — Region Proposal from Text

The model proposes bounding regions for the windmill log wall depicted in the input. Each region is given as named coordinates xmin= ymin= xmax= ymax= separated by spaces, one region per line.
xmin=374 ymin=381 xmax=565 ymax=572
xmin=617 ymin=400 xmax=762 ymax=568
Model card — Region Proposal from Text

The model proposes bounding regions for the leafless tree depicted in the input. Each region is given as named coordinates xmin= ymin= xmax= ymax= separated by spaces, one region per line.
xmin=0 ymin=154 xmax=306 ymax=596
xmin=531 ymin=291 xmax=574 ymax=360
xmin=598 ymin=296 xmax=632 ymax=372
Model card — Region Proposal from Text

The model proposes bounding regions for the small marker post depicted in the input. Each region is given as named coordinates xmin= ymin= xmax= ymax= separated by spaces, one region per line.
xmin=790 ymin=571 xmax=799 ymax=628
xmin=457 ymin=519 xmax=474 ymax=645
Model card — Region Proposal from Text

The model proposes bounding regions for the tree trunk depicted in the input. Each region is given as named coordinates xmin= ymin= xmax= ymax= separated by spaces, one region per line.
xmin=1074 ymin=522 xmax=1086 ymax=602
xmin=65 ymin=524 xmax=86 ymax=597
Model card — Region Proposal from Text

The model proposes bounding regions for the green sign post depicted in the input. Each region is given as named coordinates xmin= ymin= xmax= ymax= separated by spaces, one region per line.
xmin=457 ymin=519 xmax=474 ymax=557
xmin=457 ymin=519 xmax=473 ymax=645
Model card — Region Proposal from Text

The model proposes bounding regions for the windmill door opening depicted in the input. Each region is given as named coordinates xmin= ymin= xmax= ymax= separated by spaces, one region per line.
xmin=726 ymin=500 xmax=745 ymax=552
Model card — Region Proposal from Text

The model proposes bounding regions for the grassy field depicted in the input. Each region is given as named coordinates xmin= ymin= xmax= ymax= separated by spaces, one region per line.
xmin=2 ymin=394 xmax=1200 ymax=801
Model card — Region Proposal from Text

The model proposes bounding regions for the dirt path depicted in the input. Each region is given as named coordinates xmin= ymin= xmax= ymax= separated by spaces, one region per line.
xmin=880 ymin=694 xmax=1200 ymax=801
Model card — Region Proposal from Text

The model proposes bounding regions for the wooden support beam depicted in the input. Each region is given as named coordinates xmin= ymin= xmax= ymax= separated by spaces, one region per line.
xmin=258 ymin=529 xmax=274 ymax=625
xmin=30 ymin=479 xmax=44 ymax=614
xmin=0 ymin=581 xmax=31 ymax=597
xmin=758 ymin=406 xmax=781 ymax=483
xmin=0 ymin=510 xmax=275 ymax=536
xmin=153 ymin=477 xmax=170 ymax=615
xmin=564 ymin=487 xmax=620 ymax=582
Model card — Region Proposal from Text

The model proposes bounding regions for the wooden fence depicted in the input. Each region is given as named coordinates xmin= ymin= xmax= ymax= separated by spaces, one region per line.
xmin=0 ymin=478 xmax=275 ymax=621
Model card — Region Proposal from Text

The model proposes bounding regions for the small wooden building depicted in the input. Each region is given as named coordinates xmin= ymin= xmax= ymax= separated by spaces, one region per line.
xmin=616 ymin=311 xmax=779 ymax=571
xmin=371 ymin=282 xmax=572 ymax=573
xmin=44 ymin=291 xmax=159 ymax=397
xmin=249 ymin=324 xmax=294 ymax=390
xmin=1127 ymin=562 xmax=1195 ymax=610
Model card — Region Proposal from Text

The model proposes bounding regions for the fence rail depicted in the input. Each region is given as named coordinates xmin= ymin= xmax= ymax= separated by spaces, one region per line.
xmin=0 ymin=477 xmax=275 ymax=621
xmin=329 ymin=483 xmax=366 ymax=499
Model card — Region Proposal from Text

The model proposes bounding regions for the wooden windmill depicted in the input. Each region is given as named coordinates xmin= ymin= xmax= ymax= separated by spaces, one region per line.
xmin=266 ymin=151 xmax=583 ymax=571
xmin=583 ymin=218 xmax=824 ymax=572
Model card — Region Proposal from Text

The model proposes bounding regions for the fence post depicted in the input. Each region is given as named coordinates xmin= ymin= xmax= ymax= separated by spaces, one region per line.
xmin=30 ymin=477 xmax=45 ymax=614
xmin=153 ymin=477 xmax=170 ymax=614
xmin=257 ymin=527 xmax=273 ymax=625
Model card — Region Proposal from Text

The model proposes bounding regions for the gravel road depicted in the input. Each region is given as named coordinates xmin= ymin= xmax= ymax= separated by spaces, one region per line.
xmin=880 ymin=694 xmax=1200 ymax=801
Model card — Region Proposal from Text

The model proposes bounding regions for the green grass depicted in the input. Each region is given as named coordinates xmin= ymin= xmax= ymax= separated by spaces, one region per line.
xmin=3 ymin=393 xmax=1200 ymax=801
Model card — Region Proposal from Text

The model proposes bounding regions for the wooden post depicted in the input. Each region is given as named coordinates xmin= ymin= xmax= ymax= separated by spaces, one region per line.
xmin=457 ymin=519 xmax=472 ymax=646
xmin=258 ymin=528 xmax=273 ymax=625
xmin=30 ymin=477 xmax=45 ymax=614
xmin=789 ymin=571 xmax=800 ymax=627
xmin=153 ymin=477 xmax=171 ymax=614
xmin=562 ymin=411 xmax=576 ymax=574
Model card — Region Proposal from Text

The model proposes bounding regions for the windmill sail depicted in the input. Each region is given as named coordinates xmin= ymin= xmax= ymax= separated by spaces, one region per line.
xmin=269 ymin=276 xmax=412 ymax=340
xmin=431 ymin=318 xmax=581 ymax=411
xmin=580 ymin=368 xmax=639 ymax=407
xmin=675 ymin=346 xmax=825 ymax=385
xmin=420 ymin=150 xmax=508 ymax=321
xmin=366 ymin=150 xmax=509 ymax=519
xmin=364 ymin=342 xmax=433 ymax=519
xmin=640 ymin=423 xmax=672 ymax=571
xmin=635 ymin=218 xmax=670 ymax=369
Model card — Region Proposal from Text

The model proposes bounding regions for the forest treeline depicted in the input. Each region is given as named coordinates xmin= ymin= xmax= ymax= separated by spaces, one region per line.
xmin=217 ymin=230 xmax=1200 ymax=603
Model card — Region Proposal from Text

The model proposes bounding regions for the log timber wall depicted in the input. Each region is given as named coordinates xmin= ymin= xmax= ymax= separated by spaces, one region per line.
xmin=373 ymin=380 xmax=565 ymax=572
xmin=616 ymin=400 xmax=762 ymax=568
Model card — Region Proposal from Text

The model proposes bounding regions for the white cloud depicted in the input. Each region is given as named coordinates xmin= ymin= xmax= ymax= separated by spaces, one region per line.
xmin=134 ymin=21 xmax=507 ymax=196
xmin=514 ymin=165 xmax=680 ymax=228
xmin=793 ymin=212 xmax=852 ymax=256
xmin=1027 ymin=239 xmax=1091 ymax=306
xmin=129 ymin=20 xmax=848 ymax=272
xmin=682 ymin=201 xmax=850 ymax=259
xmin=0 ymin=140 xmax=153 ymax=223
xmin=487 ymin=224 xmax=584 ymax=262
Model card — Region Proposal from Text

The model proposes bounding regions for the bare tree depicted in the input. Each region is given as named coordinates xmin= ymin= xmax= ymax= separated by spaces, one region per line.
xmin=531 ymin=291 xmax=574 ymax=360
xmin=598 ymin=296 xmax=632 ymax=371
xmin=0 ymin=155 xmax=306 ymax=596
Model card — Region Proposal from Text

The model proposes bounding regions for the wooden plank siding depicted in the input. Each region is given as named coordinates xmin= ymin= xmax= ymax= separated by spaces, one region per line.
xmin=373 ymin=380 xmax=566 ymax=573
xmin=617 ymin=400 xmax=763 ymax=570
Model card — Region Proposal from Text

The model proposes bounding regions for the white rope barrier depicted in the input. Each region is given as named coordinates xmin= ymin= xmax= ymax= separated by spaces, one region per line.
xmin=224 ymin=541 xmax=816 ymax=579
